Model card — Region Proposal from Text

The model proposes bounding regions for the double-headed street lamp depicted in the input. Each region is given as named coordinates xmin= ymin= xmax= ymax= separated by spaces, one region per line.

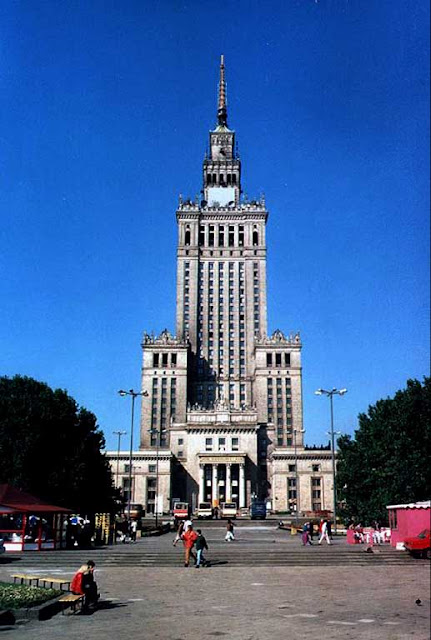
xmin=315 ymin=387 xmax=347 ymax=534
xmin=118 ymin=389 xmax=149 ymax=519
xmin=293 ymin=427 xmax=305 ymax=525
xmin=113 ymin=429 xmax=127 ymax=488
xmin=148 ymin=427 xmax=167 ymax=528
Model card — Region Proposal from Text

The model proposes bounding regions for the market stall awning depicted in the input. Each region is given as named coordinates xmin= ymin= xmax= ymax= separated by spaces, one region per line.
xmin=0 ymin=484 xmax=72 ymax=513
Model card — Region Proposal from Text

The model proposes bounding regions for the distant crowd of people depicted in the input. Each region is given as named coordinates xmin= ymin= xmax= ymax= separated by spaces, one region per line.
xmin=348 ymin=521 xmax=389 ymax=544
xmin=300 ymin=519 xmax=333 ymax=545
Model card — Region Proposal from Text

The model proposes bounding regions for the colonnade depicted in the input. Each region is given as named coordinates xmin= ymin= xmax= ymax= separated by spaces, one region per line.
xmin=198 ymin=462 xmax=245 ymax=508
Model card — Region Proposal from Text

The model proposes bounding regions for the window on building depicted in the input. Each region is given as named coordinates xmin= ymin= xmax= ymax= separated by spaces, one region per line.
xmin=288 ymin=478 xmax=297 ymax=505
xmin=162 ymin=353 xmax=168 ymax=366
xmin=312 ymin=464 xmax=320 ymax=473
xmin=199 ymin=225 xmax=205 ymax=246
xmin=178 ymin=438 xmax=184 ymax=446
xmin=232 ymin=437 xmax=239 ymax=451
xmin=253 ymin=228 xmax=259 ymax=246
xmin=153 ymin=353 xmax=159 ymax=367
xmin=266 ymin=353 xmax=272 ymax=367
xmin=238 ymin=225 xmax=244 ymax=246
xmin=228 ymin=226 xmax=235 ymax=247
xmin=312 ymin=478 xmax=321 ymax=487
xmin=219 ymin=226 xmax=225 ymax=246
xmin=185 ymin=228 xmax=191 ymax=245
xmin=208 ymin=225 xmax=215 ymax=246
xmin=205 ymin=438 xmax=213 ymax=451
xmin=288 ymin=464 xmax=296 ymax=472
xmin=218 ymin=437 xmax=226 ymax=451
xmin=285 ymin=353 xmax=291 ymax=367
xmin=171 ymin=353 xmax=177 ymax=367
xmin=275 ymin=353 xmax=282 ymax=366
xmin=149 ymin=464 xmax=156 ymax=473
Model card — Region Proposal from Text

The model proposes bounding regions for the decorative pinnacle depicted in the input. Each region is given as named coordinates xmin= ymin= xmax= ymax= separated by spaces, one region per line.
xmin=217 ymin=54 xmax=228 ymax=126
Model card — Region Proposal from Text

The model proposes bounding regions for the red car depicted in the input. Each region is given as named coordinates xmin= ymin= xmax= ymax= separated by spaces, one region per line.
xmin=404 ymin=529 xmax=430 ymax=559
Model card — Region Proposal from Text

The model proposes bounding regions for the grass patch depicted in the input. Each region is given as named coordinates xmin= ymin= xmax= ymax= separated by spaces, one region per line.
xmin=0 ymin=582 xmax=61 ymax=610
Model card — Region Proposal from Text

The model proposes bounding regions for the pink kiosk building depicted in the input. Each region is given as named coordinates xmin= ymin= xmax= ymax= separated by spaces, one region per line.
xmin=387 ymin=500 xmax=430 ymax=549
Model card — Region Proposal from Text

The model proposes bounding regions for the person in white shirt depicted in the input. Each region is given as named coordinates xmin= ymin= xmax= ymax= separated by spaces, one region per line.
xmin=318 ymin=519 xmax=331 ymax=545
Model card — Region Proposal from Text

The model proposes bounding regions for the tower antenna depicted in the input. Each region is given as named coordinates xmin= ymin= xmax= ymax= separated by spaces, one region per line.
xmin=217 ymin=54 xmax=228 ymax=126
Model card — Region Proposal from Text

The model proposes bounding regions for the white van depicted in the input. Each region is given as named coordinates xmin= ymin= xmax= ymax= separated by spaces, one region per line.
xmin=197 ymin=502 xmax=213 ymax=519
xmin=220 ymin=502 xmax=237 ymax=519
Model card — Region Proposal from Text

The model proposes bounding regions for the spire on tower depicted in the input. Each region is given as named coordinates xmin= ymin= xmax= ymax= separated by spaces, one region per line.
xmin=217 ymin=54 xmax=228 ymax=127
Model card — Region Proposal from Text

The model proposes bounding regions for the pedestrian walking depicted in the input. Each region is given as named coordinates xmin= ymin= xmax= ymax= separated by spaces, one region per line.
xmin=308 ymin=520 xmax=314 ymax=540
xmin=318 ymin=519 xmax=331 ymax=545
xmin=173 ymin=519 xmax=185 ymax=546
xmin=130 ymin=519 xmax=138 ymax=543
xmin=301 ymin=523 xmax=312 ymax=545
xmin=182 ymin=524 xmax=198 ymax=567
xmin=327 ymin=518 xmax=333 ymax=540
xmin=195 ymin=529 xmax=209 ymax=568
xmin=183 ymin=517 xmax=193 ymax=531
xmin=225 ymin=519 xmax=235 ymax=542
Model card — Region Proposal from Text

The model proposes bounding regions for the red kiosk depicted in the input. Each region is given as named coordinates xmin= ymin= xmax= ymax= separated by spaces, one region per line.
xmin=387 ymin=500 xmax=430 ymax=549
xmin=0 ymin=484 xmax=72 ymax=552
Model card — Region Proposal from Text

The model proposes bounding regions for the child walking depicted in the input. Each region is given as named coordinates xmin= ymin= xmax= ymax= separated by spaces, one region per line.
xmin=195 ymin=529 xmax=209 ymax=567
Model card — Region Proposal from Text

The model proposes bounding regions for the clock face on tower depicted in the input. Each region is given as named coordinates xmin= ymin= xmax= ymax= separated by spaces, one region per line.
xmin=211 ymin=133 xmax=233 ymax=159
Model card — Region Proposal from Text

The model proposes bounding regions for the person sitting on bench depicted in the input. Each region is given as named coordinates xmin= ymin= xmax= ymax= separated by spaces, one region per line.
xmin=71 ymin=560 xmax=99 ymax=612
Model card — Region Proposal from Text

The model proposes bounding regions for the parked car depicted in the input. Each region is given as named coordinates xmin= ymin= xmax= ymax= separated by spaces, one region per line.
xmin=250 ymin=501 xmax=267 ymax=520
xmin=196 ymin=502 xmax=213 ymax=519
xmin=404 ymin=529 xmax=430 ymax=559
xmin=220 ymin=502 xmax=237 ymax=519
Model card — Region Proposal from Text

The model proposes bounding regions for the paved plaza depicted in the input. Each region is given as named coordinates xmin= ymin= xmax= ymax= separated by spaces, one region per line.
xmin=0 ymin=522 xmax=429 ymax=639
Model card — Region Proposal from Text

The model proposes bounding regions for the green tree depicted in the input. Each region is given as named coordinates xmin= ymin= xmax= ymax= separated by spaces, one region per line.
xmin=337 ymin=378 xmax=431 ymax=524
xmin=0 ymin=375 xmax=118 ymax=513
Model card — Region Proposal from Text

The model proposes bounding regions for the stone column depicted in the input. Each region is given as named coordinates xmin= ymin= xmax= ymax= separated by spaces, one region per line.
xmin=239 ymin=463 xmax=245 ymax=508
xmin=226 ymin=463 xmax=232 ymax=501
xmin=212 ymin=464 xmax=218 ymax=505
xmin=199 ymin=465 xmax=205 ymax=504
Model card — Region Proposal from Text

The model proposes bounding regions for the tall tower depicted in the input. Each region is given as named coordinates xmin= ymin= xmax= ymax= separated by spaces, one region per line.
xmin=140 ymin=57 xmax=304 ymax=509
xmin=175 ymin=55 xmax=269 ymax=411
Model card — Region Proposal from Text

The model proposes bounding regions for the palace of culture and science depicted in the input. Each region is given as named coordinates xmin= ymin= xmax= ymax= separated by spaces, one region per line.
xmin=107 ymin=57 xmax=334 ymax=516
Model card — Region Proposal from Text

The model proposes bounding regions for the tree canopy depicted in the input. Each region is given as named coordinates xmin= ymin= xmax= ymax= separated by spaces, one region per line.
xmin=336 ymin=377 xmax=431 ymax=524
xmin=0 ymin=375 xmax=118 ymax=514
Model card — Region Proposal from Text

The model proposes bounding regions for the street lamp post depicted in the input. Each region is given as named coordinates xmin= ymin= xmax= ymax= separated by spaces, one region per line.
xmin=118 ymin=389 xmax=149 ymax=519
xmin=113 ymin=430 xmax=127 ymax=488
xmin=315 ymin=387 xmax=347 ymax=534
xmin=148 ymin=427 xmax=166 ymax=528
xmin=293 ymin=428 xmax=305 ymax=525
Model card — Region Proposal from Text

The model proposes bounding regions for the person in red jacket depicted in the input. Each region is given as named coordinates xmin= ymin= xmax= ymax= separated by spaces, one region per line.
xmin=182 ymin=524 xmax=198 ymax=567
xmin=71 ymin=560 xmax=98 ymax=611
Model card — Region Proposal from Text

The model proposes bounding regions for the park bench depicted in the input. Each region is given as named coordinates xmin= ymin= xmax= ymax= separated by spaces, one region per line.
xmin=37 ymin=577 xmax=71 ymax=591
xmin=58 ymin=593 xmax=84 ymax=614
xmin=11 ymin=573 xmax=41 ymax=587
xmin=11 ymin=574 xmax=70 ymax=591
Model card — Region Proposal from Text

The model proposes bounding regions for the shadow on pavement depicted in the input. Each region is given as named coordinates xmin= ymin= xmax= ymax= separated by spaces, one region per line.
xmin=0 ymin=557 xmax=22 ymax=565
xmin=96 ymin=600 xmax=128 ymax=611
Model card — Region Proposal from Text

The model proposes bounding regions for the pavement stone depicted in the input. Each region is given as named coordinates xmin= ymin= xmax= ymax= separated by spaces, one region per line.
xmin=0 ymin=523 xmax=429 ymax=639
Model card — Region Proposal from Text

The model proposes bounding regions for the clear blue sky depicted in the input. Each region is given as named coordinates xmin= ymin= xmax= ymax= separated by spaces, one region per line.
xmin=1 ymin=1 xmax=429 ymax=452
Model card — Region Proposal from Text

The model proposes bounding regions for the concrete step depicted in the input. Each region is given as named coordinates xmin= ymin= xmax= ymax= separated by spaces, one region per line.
xmin=5 ymin=550 xmax=422 ymax=567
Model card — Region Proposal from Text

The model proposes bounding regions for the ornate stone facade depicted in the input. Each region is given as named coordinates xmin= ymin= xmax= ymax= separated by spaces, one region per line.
xmin=106 ymin=58 xmax=335 ymax=516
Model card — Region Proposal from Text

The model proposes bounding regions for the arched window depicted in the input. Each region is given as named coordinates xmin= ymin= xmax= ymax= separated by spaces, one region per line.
xmin=185 ymin=227 xmax=191 ymax=246
xmin=253 ymin=228 xmax=259 ymax=246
